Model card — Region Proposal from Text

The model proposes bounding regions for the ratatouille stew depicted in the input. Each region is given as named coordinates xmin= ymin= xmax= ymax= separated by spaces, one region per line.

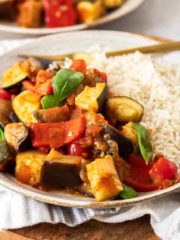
xmin=0 ymin=57 xmax=179 ymax=201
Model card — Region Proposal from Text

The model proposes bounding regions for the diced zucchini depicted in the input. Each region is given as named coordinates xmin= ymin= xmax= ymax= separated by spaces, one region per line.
xmin=2 ymin=62 xmax=29 ymax=88
xmin=75 ymin=83 xmax=108 ymax=112
xmin=86 ymin=155 xmax=123 ymax=201
xmin=4 ymin=123 xmax=29 ymax=152
xmin=15 ymin=150 xmax=47 ymax=186
xmin=12 ymin=90 xmax=41 ymax=126
xmin=106 ymin=96 xmax=144 ymax=122
xmin=0 ymin=141 xmax=14 ymax=171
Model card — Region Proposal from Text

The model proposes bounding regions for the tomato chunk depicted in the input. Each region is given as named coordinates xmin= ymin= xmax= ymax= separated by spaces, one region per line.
xmin=70 ymin=59 xmax=87 ymax=73
xmin=124 ymin=154 xmax=158 ymax=192
xmin=149 ymin=157 xmax=178 ymax=188
xmin=31 ymin=117 xmax=86 ymax=148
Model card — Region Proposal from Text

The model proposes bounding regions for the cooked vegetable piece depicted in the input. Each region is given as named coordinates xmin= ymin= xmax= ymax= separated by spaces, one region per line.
xmin=0 ymin=128 xmax=5 ymax=142
xmin=149 ymin=157 xmax=178 ymax=188
xmin=17 ymin=0 xmax=43 ymax=28
xmin=0 ymin=141 xmax=14 ymax=171
xmin=103 ymin=125 xmax=134 ymax=159
xmin=73 ymin=52 xmax=94 ymax=64
xmin=75 ymin=83 xmax=108 ymax=112
xmin=118 ymin=184 xmax=137 ymax=199
xmin=120 ymin=122 xmax=138 ymax=150
xmin=86 ymin=155 xmax=123 ymax=201
xmin=0 ymin=98 xmax=12 ymax=117
xmin=41 ymin=155 xmax=82 ymax=187
xmin=0 ymin=113 xmax=11 ymax=129
xmin=34 ymin=105 xmax=69 ymax=123
xmin=28 ymin=57 xmax=53 ymax=70
xmin=124 ymin=154 xmax=157 ymax=192
xmin=41 ymin=95 xmax=63 ymax=109
xmin=70 ymin=59 xmax=87 ymax=73
xmin=68 ymin=143 xmax=89 ymax=158
xmin=105 ymin=139 xmax=126 ymax=180
xmin=84 ymin=68 xmax=107 ymax=87
xmin=2 ymin=62 xmax=29 ymax=88
xmin=4 ymin=123 xmax=29 ymax=152
xmin=42 ymin=0 xmax=77 ymax=28
xmin=31 ymin=117 xmax=86 ymax=148
xmin=46 ymin=148 xmax=63 ymax=160
xmin=0 ymin=0 xmax=15 ymax=20
xmin=77 ymin=0 xmax=104 ymax=23
xmin=106 ymin=96 xmax=144 ymax=123
xmin=53 ymin=68 xmax=84 ymax=101
xmin=0 ymin=88 xmax=12 ymax=100
xmin=103 ymin=0 xmax=123 ymax=9
xmin=133 ymin=123 xmax=153 ymax=163
xmin=12 ymin=90 xmax=41 ymax=126
xmin=15 ymin=150 xmax=47 ymax=186
xmin=9 ymin=112 xmax=20 ymax=123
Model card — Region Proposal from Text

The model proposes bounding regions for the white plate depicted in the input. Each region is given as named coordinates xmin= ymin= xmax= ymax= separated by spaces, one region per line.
xmin=0 ymin=0 xmax=144 ymax=36
xmin=0 ymin=30 xmax=179 ymax=208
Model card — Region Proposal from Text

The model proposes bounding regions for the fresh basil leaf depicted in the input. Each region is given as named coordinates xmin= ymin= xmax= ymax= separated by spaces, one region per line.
xmin=0 ymin=128 xmax=4 ymax=142
xmin=118 ymin=184 xmax=137 ymax=199
xmin=41 ymin=95 xmax=63 ymax=109
xmin=133 ymin=122 xmax=153 ymax=163
xmin=52 ymin=68 xmax=84 ymax=101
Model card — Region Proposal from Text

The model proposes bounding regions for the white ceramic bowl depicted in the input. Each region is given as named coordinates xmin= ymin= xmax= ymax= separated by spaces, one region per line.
xmin=0 ymin=0 xmax=144 ymax=36
xmin=0 ymin=30 xmax=179 ymax=208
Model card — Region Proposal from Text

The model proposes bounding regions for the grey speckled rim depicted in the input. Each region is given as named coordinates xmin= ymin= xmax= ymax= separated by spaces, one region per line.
xmin=0 ymin=30 xmax=179 ymax=208
xmin=0 ymin=173 xmax=179 ymax=208
xmin=0 ymin=0 xmax=144 ymax=35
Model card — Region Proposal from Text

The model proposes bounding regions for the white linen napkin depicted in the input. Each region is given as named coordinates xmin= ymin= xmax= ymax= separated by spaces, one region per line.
xmin=0 ymin=39 xmax=180 ymax=240
xmin=0 ymin=185 xmax=179 ymax=240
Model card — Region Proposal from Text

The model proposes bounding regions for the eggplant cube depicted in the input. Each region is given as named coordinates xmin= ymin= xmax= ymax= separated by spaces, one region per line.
xmin=86 ymin=155 xmax=123 ymax=201
xmin=15 ymin=150 xmax=47 ymax=186
xmin=41 ymin=156 xmax=82 ymax=187
xmin=0 ymin=141 xmax=14 ymax=171
xmin=4 ymin=123 xmax=29 ymax=152
xmin=103 ymin=125 xmax=134 ymax=159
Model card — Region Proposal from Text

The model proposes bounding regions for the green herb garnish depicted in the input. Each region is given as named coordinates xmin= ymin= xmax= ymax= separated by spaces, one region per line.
xmin=133 ymin=123 xmax=153 ymax=163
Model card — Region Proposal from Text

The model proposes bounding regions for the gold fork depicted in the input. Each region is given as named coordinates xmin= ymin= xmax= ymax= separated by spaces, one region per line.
xmin=18 ymin=40 xmax=180 ymax=61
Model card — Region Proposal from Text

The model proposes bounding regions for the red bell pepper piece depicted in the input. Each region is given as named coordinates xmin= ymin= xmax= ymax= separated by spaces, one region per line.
xmin=42 ymin=0 xmax=77 ymax=28
xmin=23 ymin=80 xmax=53 ymax=96
xmin=124 ymin=154 xmax=158 ymax=192
xmin=30 ymin=117 xmax=86 ymax=148
xmin=0 ymin=88 xmax=12 ymax=100
xmin=149 ymin=157 xmax=179 ymax=188
xmin=70 ymin=59 xmax=87 ymax=73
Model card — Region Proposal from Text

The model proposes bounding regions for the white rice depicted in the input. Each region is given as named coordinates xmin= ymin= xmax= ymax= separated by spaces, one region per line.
xmin=89 ymin=51 xmax=180 ymax=166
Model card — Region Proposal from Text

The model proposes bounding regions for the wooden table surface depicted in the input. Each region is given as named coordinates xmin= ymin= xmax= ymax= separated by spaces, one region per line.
xmin=0 ymin=216 xmax=160 ymax=240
